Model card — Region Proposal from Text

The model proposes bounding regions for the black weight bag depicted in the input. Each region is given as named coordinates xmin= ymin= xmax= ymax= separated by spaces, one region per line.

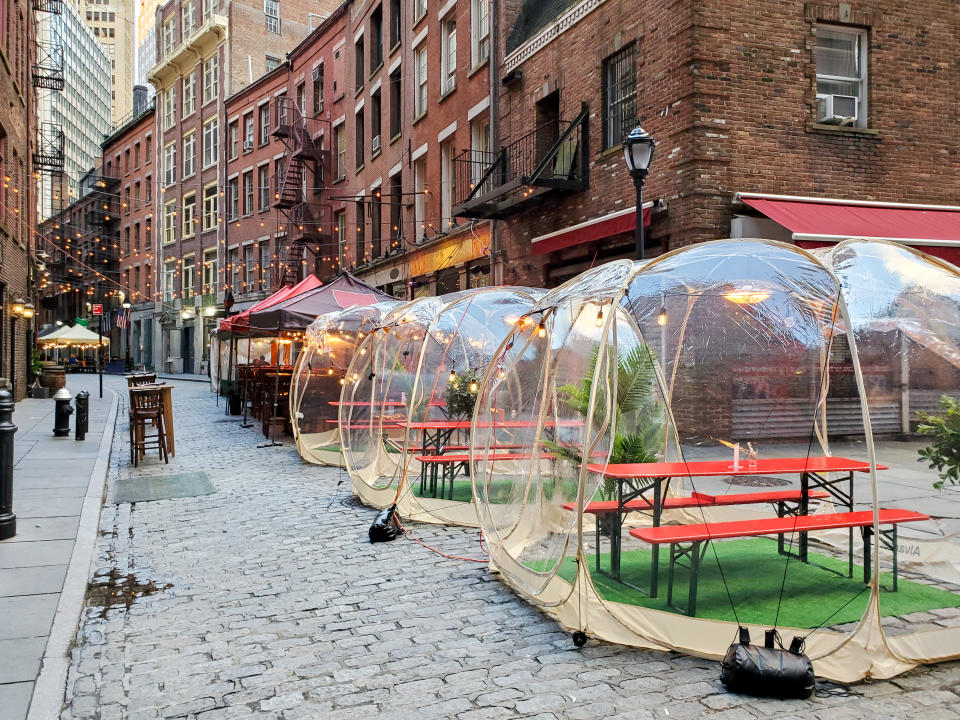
xmin=369 ymin=504 xmax=401 ymax=543
xmin=720 ymin=627 xmax=815 ymax=699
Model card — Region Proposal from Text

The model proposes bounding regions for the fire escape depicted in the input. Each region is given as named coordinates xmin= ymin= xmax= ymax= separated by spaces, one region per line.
xmin=81 ymin=171 xmax=121 ymax=304
xmin=33 ymin=0 xmax=65 ymax=219
xmin=452 ymin=103 xmax=589 ymax=219
xmin=271 ymin=97 xmax=332 ymax=288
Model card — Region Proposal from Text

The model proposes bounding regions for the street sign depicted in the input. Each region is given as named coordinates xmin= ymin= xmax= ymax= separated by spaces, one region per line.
xmin=92 ymin=304 xmax=103 ymax=315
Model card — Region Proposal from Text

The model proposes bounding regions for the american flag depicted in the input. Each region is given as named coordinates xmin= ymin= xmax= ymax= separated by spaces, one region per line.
xmin=116 ymin=307 xmax=131 ymax=329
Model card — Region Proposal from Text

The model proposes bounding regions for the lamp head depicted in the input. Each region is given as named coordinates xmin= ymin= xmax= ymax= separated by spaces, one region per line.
xmin=11 ymin=298 xmax=25 ymax=316
xmin=623 ymin=126 xmax=657 ymax=177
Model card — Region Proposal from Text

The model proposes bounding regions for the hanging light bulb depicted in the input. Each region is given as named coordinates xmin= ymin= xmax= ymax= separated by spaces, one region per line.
xmin=657 ymin=307 xmax=667 ymax=326
xmin=595 ymin=307 xmax=604 ymax=327
xmin=469 ymin=380 xmax=478 ymax=393
xmin=537 ymin=321 xmax=546 ymax=338
xmin=448 ymin=370 xmax=456 ymax=384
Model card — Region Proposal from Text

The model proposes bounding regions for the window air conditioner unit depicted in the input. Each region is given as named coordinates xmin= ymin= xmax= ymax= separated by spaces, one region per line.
xmin=371 ymin=134 xmax=381 ymax=153
xmin=243 ymin=139 xmax=254 ymax=151
xmin=817 ymin=94 xmax=859 ymax=125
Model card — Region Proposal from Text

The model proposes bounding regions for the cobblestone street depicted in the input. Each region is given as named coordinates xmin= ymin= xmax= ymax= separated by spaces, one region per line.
xmin=59 ymin=378 xmax=960 ymax=719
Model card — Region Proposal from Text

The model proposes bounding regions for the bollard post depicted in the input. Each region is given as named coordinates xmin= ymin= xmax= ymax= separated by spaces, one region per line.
xmin=75 ymin=390 xmax=89 ymax=441
xmin=0 ymin=390 xmax=18 ymax=540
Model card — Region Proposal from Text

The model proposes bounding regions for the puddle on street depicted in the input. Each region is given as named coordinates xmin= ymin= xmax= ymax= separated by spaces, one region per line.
xmin=85 ymin=568 xmax=173 ymax=618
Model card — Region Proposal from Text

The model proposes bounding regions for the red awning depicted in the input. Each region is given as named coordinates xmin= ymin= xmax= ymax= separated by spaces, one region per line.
xmin=219 ymin=275 xmax=322 ymax=334
xmin=738 ymin=194 xmax=960 ymax=266
xmin=531 ymin=205 xmax=651 ymax=256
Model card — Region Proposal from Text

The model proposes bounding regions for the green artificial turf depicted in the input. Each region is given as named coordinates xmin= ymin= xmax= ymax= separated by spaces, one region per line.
xmin=551 ymin=538 xmax=960 ymax=628
xmin=310 ymin=443 xmax=340 ymax=453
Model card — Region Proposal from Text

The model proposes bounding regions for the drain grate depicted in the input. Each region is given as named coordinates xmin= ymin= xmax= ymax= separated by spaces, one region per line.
xmin=725 ymin=475 xmax=791 ymax=487
xmin=340 ymin=495 xmax=366 ymax=509
xmin=113 ymin=471 xmax=215 ymax=504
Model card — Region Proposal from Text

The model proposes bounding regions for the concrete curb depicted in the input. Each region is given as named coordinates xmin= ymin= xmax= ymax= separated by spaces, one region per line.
xmin=27 ymin=389 xmax=120 ymax=720
xmin=156 ymin=373 xmax=210 ymax=384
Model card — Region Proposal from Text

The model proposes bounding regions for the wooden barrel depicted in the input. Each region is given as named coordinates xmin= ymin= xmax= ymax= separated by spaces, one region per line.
xmin=40 ymin=365 xmax=66 ymax=390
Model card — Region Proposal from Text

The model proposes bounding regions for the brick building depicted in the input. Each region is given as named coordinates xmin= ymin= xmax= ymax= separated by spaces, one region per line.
xmin=343 ymin=0 xmax=495 ymax=297
xmin=103 ymin=101 xmax=156 ymax=367
xmin=0 ymin=0 xmax=36 ymax=400
xmin=222 ymin=5 xmax=345 ymax=303
xmin=451 ymin=0 xmax=960 ymax=288
xmin=146 ymin=0 xmax=339 ymax=373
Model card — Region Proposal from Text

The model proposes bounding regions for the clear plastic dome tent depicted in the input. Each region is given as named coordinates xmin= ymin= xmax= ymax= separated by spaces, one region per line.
xmin=472 ymin=238 xmax=960 ymax=683
xmin=342 ymin=287 xmax=543 ymax=526
xmin=289 ymin=301 xmax=403 ymax=466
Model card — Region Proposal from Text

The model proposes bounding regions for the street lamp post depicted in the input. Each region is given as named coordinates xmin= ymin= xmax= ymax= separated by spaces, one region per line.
xmin=122 ymin=301 xmax=132 ymax=371
xmin=623 ymin=126 xmax=657 ymax=261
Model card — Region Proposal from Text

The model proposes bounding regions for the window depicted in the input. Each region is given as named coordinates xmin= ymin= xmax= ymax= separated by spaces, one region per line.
xmin=202 ymin=184 xmax=218 ymax=230
xmin=414 ymin=47 xmax=427 ymax=116
xmin=355 ymin=108 xmax=365 ymax=168
xmin=355 ymin=35 xmax=364 ymax=88
xmin=389 ymin=67 xmax=401 ymax=138
xmin=470 ymin=115 xmax=490 ymax=186
xmin=226 ymin=177 xmax=238 ymax=219
xmin=182 ymin=131 xmax=195 ymax=177
xmin=296 ymin=82 xmax=305 ymax=114
xmin=145 ymin=174 xmax=152 ymax=202
xmin=312 ymin=65 xmax=324 ymax=114
xmin=182 ymin=255 xmax=195 ymax=298
xmin=163 ymin=259 xmax=176 ymax=301
xmin=181 ymin=0 xmax=195 ymax=38
xmin=228 ymin=247 xmax=240 ymax=289
xmin=265 ymin=54 xmax=280 ymax=73
xmin=259 ymin=242 xmax=271 ymax=290
xmin=163 ymin=200 xmax=177 ymax=244
xmin=371 ymin=89 xmax=382 ymax=152
xmin=472 ymin=0 xmax=489 ymax=66
xmin=815 ymin=26 xmax=867 ymax=127
xmin=244 ymin=245 xmax=255 ymax=289
xmin=124 ymin=227 xmax=130 ymax=255
xmin=264 ymin=0 xmax=279 ymax=33
xmin=134 ymin=181 xmax=141 ymax=209
xmin=134 ymin=142 xmax=141 ymax=168
xmin=355 ymin=200 xmax=366 ymax=262
xmin=229 ymin=120 xmax=238 ymax=158
xmin=203 ymin=117 xmax=218 ymax=167
xmin=334 ymin=124 xmax=345 ymax=180
xmin=162 ymin=19 xmax=175 ymax=56
xmin=202 ymin=0 xmax=216 ymax=21
xmin=243 ymin=113 xmax=254 ymax=149
xmin=163 ymin=143 xmax=176 ymax=186
xmin=145 ymin=136 xmax=152 ymax=163
xmin=414 ymin=157 xmax=426 ymax=239
xmin=258 ymin=165 xmax=269 ymax=210
xmin=389 ymin=0 xmax=400 ymax=48
xmin=134 ymin=223 xmax=141 ymax=252
xmin=259 ymin=104 xmax=270 ymax=145
xmin=371 ymin=5 xmax=383 ymax=70
xmin=182 ymin=193 xmax=196 ymax=236
xmin=202 ymin=248 xmax=218 ymax=294
xmin=277 ymin=92 xmax=288 ymax=127
xmin=414 ymin=0 xmax=425 ymax=22
xmin=602 ymin=43 xmax=636 ymax=149
xmin=442 ymin=19 xmax=456 ymax=93
xmin=202 ymin=54 xmax=218 ymax=104
xmin=389 ymin=174 xmax=401 ymax=251
xmin=242 ymin=170 xmax=253 ymax=214
xmin=370 ymin=192 xmax=381 ymax=257
xmin=440 ymin=140 xmax=455 ymax=229
xmin=183 ymin=72 xmax=195 ymax=116
xmin=334 ymin=210 xmax=346 ymax=262
xmin=163 ymin=87 xmax=175 ymax=129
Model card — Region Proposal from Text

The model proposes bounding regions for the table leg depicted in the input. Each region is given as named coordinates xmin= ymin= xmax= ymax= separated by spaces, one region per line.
xmin=688 ymin=541 xmax=702 ymax=617
xmin=611 ymin=479 xmax=623 ymax=581
xmin=861 ymin=525 xmax=873 ymax=584
xmin=799 ymin=472 xmax=809 ymax=563
xmin=848 ymin=471 xmax=854 ymax=578
xmin=650 ymin=479 xmax=662 ymax=598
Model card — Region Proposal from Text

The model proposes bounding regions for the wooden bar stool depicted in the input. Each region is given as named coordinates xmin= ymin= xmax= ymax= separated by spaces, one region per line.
xmin=129 ymin=387 xmax=169 ymax=466
xmin=126 ymin=373 xmax=157 ymax=388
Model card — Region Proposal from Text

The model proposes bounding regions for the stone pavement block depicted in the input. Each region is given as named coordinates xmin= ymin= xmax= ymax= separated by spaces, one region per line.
xmin=0 ymin=637 xmax=47 ymax=683
xmin=0 ymin=540 xmax=75 ymax=569
xmin=0 ymin=594 xmax=59 ymax=639
xmin=0 ymin=564 xmax=67 ymax=596
xmin=0 ymin=683 xmax=34 ymax=719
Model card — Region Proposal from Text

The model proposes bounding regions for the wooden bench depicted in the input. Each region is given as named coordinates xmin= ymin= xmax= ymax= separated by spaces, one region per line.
xmin=628 ymin=509 xmax=930 ymax=616
xmin=414 ymin=453 xmax=550 ymax=500
xmin=563 ymin=489 xmax=832 ymax=515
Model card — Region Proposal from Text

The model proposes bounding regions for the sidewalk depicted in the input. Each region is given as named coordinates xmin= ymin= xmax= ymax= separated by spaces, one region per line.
xmin=156 ymin=372 xmax=209 ymax=384
xmin=0 ymin=378 xmax=118 ymax=720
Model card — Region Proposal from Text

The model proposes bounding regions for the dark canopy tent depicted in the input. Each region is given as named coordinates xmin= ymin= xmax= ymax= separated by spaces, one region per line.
xmin=247 ymin=273 xmax=395 ymax=334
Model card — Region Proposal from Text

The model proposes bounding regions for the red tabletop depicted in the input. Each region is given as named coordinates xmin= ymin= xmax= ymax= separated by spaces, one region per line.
xmin=329 ymin=400 xmax=407 ymax=407
xmin=585 ymin=456 xmax=887 ymax=479
xmin=404 ymin=419 xmax=584 ymax=431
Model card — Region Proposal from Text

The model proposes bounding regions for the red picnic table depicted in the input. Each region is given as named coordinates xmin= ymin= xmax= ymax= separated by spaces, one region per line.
xmin=584 ymin=456 xmax=886 ymax=598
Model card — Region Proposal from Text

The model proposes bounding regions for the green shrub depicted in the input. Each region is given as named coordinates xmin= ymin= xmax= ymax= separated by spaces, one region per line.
xmin=917 ymin=394 xmax=960 ymax=490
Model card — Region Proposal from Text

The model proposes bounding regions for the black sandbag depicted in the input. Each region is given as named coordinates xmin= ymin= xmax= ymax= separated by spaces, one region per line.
xmin=369 ymin=504 xmax=401 ymax=543
xmin=720 ymin=629 xmax=815 ymax=699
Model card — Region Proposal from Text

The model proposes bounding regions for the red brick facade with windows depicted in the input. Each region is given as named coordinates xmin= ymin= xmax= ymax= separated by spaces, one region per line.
xmin=470 ymin=0 xmax=960 ymax=289
xmin=0 ymin=0 xmax=35 ymax=399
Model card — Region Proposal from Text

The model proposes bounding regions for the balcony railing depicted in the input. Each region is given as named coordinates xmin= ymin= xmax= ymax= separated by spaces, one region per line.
xmin=453 ymin=103 xmax=589 ymax=219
